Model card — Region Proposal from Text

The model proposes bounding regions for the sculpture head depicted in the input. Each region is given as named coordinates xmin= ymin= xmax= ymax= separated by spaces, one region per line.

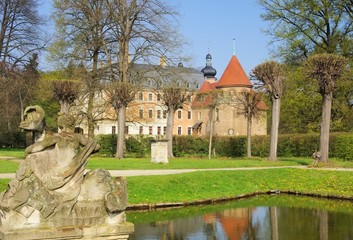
xmin=58 ymin=113 xmax=76 ymax=132
xmin=19 ymin=105 xmax=46 ymax=131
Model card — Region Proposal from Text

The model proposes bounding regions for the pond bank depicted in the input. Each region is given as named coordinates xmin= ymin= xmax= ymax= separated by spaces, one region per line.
xmin=127 ymin=190 xmax=353 ymax=211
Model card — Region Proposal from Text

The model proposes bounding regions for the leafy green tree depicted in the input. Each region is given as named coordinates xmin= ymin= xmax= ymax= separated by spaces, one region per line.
xmin=258 ymin=0 xmax=353 ymax=62
xmin=279 ymin=66 xmax=322 ymax=134
xmin=304 ymin=53 xmax=347 ymax=163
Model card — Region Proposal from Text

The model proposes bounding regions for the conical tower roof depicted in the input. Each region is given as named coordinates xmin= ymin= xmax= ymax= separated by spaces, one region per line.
xmin=216 ymin=55 xmax=252 ymax=89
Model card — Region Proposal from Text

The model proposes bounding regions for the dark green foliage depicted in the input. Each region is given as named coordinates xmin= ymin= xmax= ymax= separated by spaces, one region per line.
xmin=125 ymin=135 xmax=154 ymax=158
xmin=251 ymin=135 xmax=270 ymax=157
xmin=96 ymin=134 xmax=153 ymax=158
xmin=96 ymin=134 xmax=117 ymax=156
xmin=0 ymin=131 xmax=26 ymax=148
xmin=213 ymin=136 xmax=246 ymax=157
xmin=329 ymin=133 xmax=353 ymax=161
xmin=173 ymin=136 xmax=208 ymax=157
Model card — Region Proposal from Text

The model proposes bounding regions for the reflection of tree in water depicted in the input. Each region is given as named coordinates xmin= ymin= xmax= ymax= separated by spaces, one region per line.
xmin=130 ymin=199 xmax=353 ymax=240
xmin=130 ymin=216 xmax=204 ymax=239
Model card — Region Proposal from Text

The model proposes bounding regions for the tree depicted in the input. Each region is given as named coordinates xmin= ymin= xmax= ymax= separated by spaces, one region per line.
xmin=195 ymin=89 xmax=226 ymax=160
xmin=159 ymin=79 xmax=192 ymax=158
xmin=105 ymin=81 xmax=137 ymax=158
xmin=52 ymin=80 xmax=81 ymax=114
xmin=304 ymin=53 xmax=347 ymax=163
xmin=236 ymin=91 xmax=265 ymax=158
xmin=103 ymin=0 xmax=184 ymax=159
xmin=52 ymin=0 xmax=109 ymax=138
xmin=252 ymin=61 xmax=285 ymax=161
xmin=19 ymin=53 xmax=40 ymax=120
xmin=0 ymin=0 xmax=46 ymax=132
xmin=258 ymin=0 xmax=353 ymax=62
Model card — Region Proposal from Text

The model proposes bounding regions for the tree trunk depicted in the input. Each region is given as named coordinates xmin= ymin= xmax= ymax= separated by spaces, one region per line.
xmin=319 ymin=210 xmax=328 ymax=240
xmin=319 ymin=93 xmax=332 ymax=163
xmin=269 ymin=98 xmax=280 ymax=161
xmin=87 ymin=90 xmax=95 ymax=138
xmin=116 ymin=106 xmax=126 ymax=159
xmin=247 ymin=117 xmax=252 ymax=158
xmin=166 ymin=107 xmax=175 ymax=158
xmin=87 ymin=50 xmax=100 ymax=138
xmin=270 ymin=207 xmax=279 ymax=240
xmin=208 ymin=107 xmax=215 ymax=159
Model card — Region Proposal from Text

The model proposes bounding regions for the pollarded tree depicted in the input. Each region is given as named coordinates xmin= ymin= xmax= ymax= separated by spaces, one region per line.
xmin=252 ymin=61 xmax=285 ymax=161
xmin=105 ymin=81 xmax=137 ymax=158
xmin=159 ymin=81 xmax=193 ymax=158
xmin=304 ymin=53 xmax=347 ymax=163
xmin=52 ymin=80 xmax=81 ymax=114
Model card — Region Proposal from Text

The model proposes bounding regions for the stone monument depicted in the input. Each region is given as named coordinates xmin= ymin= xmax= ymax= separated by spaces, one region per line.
xmin=151 ymin=139 xmax=169 ymax=164
xmin=0 ymin=106 xmax=134 ymax=239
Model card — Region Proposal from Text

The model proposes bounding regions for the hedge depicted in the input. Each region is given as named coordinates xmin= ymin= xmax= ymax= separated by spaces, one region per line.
xmin=94 ymin=132 xmax=353 ymax=160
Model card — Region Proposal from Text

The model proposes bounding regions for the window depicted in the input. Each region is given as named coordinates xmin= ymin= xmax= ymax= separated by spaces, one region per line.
xmin=177 ymin=126 xmax=182 ymax=135
xmin=149 ymin=109 xmax=153 ymax=119
xmin=163 ymin=110 xmax=167 ymax=119
xmin=139 ymin=92 xmax=143 ymax=101
xmin=149 ymin=126 xmax=153 ymax=135
xmin=216 ymin=108 xmax=219 ymax=121
xmin=186 ymin=83 xmax=190 ymax=88
xmin=139 ymin=109 xmax=144 ymax=118
xmin=157 ymin=126 xmax=161 ymax=135
xmin=187 ymin=110 xmax=192 ymax=119
xmin=163 ymin=126 xmax=167 ymax=135
xmin=112 ymin=126 xmax=116 ymax=134
xmin=157 ymin=94 xmax=161 ymax=101
xmin=198 ymin=112 xmax=202 ymax=120
xmin=177 ymin=110 xmax=182 ymax=119
xmin=139 ymin=126 xmax=144 ymax=134
xmin=148 ymin=93 xmax=153 ymax=101
xmin=188 ymin=127 xmax=192 ymax=135
xmin=157 ymin=109 xmax=161 ymax=119
xmin=125 ymin=126 xmax=129 ymax=134
xmin=196 ymin=83 xmax=200 ymax=88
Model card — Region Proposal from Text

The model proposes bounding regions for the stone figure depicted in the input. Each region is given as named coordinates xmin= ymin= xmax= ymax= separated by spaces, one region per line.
xmin=0 ymin=107 xmax=133 ymax=239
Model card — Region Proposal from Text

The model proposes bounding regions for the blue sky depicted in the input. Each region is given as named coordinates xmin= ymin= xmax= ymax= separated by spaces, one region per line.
xmin=174 ymin=0 xmax=272 ymax=77
xmin=39 ymin=0 xmax=271 ymax=77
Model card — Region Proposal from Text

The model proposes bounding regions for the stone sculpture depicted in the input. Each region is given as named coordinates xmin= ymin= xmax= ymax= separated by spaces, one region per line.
xmin=0 ymin=106 xmax=133 ymax=239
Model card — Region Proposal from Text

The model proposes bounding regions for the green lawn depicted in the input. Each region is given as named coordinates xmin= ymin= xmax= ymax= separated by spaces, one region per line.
xmin=1 ymin=167 xmax=353 ymax=205
xmin=127 ymin=168 xmax=353 ymax=204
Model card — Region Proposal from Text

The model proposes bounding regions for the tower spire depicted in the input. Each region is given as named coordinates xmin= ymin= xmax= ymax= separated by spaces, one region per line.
xmin=233 ymin=38 xmax=236 ymax=55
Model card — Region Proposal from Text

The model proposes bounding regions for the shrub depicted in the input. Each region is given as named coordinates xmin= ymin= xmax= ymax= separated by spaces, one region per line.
xmin=0 ymin=131 xmax=26 ymax=148
xmin=97 ymin=132 xmax=353 ymax=160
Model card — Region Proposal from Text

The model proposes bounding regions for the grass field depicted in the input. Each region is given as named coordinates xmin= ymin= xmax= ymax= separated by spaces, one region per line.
xmin=1 ymin=149 xmax=353 ymax=205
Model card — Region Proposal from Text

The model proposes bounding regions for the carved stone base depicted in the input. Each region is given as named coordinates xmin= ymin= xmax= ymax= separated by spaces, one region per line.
xmin=0 ymin=221 xmax=134 ymax=240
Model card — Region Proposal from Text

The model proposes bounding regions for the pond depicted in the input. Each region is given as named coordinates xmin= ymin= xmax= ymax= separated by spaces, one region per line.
xmin=127 ymin=194 xmax=353 ymax=240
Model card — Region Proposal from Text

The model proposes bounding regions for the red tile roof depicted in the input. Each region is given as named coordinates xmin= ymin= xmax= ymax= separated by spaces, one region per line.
xmin=216 ymin=55 xmax=252 ymax=88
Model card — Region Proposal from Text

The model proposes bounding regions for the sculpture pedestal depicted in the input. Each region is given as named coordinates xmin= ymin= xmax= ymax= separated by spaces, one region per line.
xmin=151 ymin=140 xmax=169 ymax=164
xmin=0 ymin=221 xmax=134 ymax=240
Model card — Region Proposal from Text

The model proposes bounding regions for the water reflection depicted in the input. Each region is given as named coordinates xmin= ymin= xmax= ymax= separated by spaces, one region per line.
xmin=129 ymin=195 xmax=353 ymax=239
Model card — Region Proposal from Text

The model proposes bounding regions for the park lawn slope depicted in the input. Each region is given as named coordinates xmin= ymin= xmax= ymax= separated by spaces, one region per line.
xmin=127 ymin=168 xmax=353 ymax=204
